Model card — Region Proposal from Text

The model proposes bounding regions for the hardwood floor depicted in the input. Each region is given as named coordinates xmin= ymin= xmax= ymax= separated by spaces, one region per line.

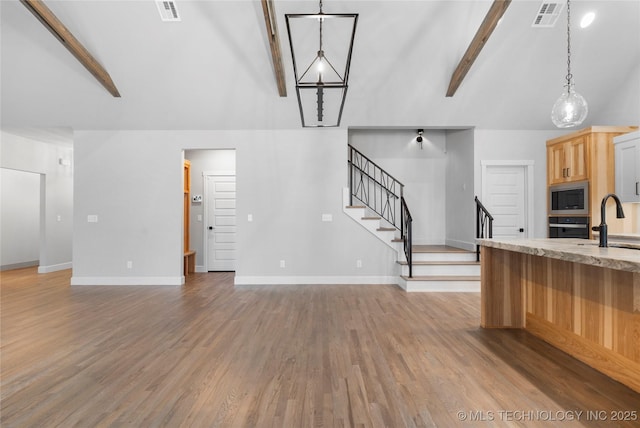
xmin=1 ymin=268 xmax=639 ymax=427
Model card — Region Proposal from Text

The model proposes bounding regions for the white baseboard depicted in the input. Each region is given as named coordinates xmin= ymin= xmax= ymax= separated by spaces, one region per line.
xmin=234 ymin=275 xmax=399 ymax=286
xmin=195 ymin=265 xmax=207 ymax=273
xmin=70 ymin=276 xmax=184 ymax=286
xmin=445 ymin=239 xmax=476 ymax=252
xmin=38 ymin=262 xmax=72 ymax=273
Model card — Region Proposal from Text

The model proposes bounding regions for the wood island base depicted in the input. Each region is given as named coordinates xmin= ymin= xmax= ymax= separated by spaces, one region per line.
xmin=480 ymin=245 xmax=640 ymax=393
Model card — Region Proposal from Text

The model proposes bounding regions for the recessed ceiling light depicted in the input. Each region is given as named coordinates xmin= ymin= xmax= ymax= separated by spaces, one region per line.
xmin=580 ymin=12 xmax=595 ymax=28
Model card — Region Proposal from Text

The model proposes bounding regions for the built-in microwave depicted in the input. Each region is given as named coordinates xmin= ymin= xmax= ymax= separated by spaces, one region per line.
xmin=549 ymin=181 xmax=589 ymax=215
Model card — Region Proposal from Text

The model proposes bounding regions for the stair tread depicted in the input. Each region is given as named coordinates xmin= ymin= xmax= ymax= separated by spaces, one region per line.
xmin=412 ymin=245 xmax=472 ymax=254
xmin=401 ymin=275 xmax=480 ymax=281
xmin=346 ymin=205 xmax=366 ymax=209
xmin=377 ymin=227 xmax=395 ymax=232
xmin=397 ymin=260 xmax=479 ymax=266
xmin=362 ymin=216 xmax=381 ymax=220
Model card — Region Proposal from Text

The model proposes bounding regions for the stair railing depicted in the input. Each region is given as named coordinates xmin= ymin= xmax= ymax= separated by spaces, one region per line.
xmin=401 ymin=197 xmax=413 ymax=278
xmin=475 ymin=196 xmax=494 ymax=262
xmin=348 ymin=144 xmax=413 ymax=277
xmin=348 ymin=144 xmax=403 ymax=229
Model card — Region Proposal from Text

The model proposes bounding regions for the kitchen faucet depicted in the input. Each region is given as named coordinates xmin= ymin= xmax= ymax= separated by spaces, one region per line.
xmin=593 ymin=194 xmax=625 ymax=247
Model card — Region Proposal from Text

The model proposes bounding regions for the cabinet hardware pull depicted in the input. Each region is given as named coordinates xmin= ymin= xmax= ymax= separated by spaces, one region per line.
xmin=567 ymin=167 xmax=570 ymax=177
xmin=636 ymin=181 xmax=639 ymax=196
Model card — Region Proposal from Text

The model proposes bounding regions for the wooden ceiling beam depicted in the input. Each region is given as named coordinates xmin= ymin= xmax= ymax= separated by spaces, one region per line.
xmin=446 ymin=0 xmax=511 ymax=97
xmin=261 ymin=0 xmax=287 ymax=97
xmin=20 ymin=0 xmax=121 ymax=97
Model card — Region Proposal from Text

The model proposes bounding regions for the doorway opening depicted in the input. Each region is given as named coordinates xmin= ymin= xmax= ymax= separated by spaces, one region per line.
xmin=0 ymin=168 xmax=41 ymax=271
xmin=184 ymin=150 xmax=236 ymax=273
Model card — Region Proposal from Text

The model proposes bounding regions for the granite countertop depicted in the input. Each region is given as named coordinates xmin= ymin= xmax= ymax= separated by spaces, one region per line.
xmin=477 ymin=238 xmax=640 ymax=273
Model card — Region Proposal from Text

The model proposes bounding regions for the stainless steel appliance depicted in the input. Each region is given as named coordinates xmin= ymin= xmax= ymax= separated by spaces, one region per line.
xmin=549 ymin=216 xmax=590 ymax=239
xmin=549 ymin=181 xmax=589 ymax=215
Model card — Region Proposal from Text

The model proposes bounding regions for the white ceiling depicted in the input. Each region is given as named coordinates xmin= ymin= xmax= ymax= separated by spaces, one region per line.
xmin=1 ymin=0 xmax=639 ymax=131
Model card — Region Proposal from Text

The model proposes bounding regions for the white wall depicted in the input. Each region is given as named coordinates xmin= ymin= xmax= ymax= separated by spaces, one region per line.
xmin=349 ymin=129 xmax=448 ymax=245
xmin=1 ymin=168 xmax=40 ymax=269
xmin=72 ymin=130 xmax=398 ymax=286
xmin=445 ymin=129 xmax=475 ymax=251
xmin=0 ymin=130 xmax=73 ymax=272
xmin=473 ymin=129 xmax=565 ymax=239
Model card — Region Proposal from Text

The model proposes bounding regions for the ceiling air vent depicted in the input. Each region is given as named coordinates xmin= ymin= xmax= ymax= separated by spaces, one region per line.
xmin=531 ymin=2 xmax=564 ymax=27
xmin=156 ymin=1 xmax=181 ymax=22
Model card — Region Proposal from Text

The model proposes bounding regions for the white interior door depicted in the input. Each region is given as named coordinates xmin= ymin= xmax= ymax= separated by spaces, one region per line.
xmin=483 ymin=165 xmax=527 ymax=239
xmin=206 ymin=175 xmax=236 ymax=271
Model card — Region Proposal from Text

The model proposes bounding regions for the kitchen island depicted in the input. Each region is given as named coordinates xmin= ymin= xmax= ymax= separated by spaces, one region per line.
xmin=478 ymin=238 xmax=640 ymax=392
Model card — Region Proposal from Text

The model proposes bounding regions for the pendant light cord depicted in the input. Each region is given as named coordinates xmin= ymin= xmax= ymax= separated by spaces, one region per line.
xmin=319 ymin=0 xmax=323 ymax=51
xmin=565 ymin=0 xmax=573 ymax=92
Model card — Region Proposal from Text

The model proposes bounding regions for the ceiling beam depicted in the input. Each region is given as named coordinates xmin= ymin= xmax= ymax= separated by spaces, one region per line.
xmin=446 ymin=0 xmax=511 ymax=97
xmin=261 ymin=0 xmax=287 ymax=97
xmin=20 ymin=0 xmax=121 ymax=97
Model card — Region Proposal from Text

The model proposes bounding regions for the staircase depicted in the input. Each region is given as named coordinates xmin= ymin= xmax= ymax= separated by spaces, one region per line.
xmin=342 ymin=188 xmax=481 ymax=292
xmin=397 ymin=246 xmax=480 ymax=292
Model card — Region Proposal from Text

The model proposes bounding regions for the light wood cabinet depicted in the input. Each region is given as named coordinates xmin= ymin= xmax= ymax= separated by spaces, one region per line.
xmin=614 ymin=130 xmax=640 ymax=203
xmin=183 ymin=160 xmax=195 ymax=275
xmin=547 ymin=136 xmax=588 ymax=184
xmin=184 ymin=160 xmax=191 ymax=252
xmin=547 ymin=126 xmax=638 ymax=235
xmin=480 ymin=244 xmax=640 ymax=393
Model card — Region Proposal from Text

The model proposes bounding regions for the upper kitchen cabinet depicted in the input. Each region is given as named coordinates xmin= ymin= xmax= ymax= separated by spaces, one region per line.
xmin=547 ymin=126 xmax=638 ymax=226
xmin=547 ymin=126 xmax=637 ymax=185
xmin=547 ymin=136 xmax=588 ymax=184
xmin=614 ymin=130 xmax=640 ymax=203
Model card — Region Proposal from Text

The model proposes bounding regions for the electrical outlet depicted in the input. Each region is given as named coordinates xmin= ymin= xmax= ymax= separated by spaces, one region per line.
xmin=126 ymin=261 xmax=133 ymax=269
xmin=87 ymin=215 xmax=98 ymax=223
xmin=356 ymin=259 xmax=362 ymax=268
xmin=280 ymin=260 xmax=286 ymax=268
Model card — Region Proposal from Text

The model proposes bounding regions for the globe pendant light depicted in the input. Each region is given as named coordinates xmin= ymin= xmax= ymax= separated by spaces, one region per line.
xmin=551 ymin=0 xmax=588 ymax=128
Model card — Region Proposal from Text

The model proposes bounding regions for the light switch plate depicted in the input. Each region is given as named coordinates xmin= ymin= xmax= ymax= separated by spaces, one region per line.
xmin=87 ymin=215 xmax=98 ymax=223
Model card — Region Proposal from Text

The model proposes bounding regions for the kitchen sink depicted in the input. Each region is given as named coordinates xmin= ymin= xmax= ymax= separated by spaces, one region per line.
xmin=575 ymin=242 xmax=640 ymax=250
xmin=608 ymin=243 xmax=640 ymax=250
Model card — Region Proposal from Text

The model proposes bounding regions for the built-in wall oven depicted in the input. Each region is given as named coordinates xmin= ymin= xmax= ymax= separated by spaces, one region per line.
xmin=549 ymin=181 xmax=589 ymax=215
xmin=549 ymin=217 xmax=590 ymax=239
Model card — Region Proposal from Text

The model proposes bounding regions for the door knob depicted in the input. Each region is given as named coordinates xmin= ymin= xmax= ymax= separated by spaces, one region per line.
xmin=519 ymin=228 xmax=524 ymax=232
xmin=208 ymin=226 xmax=213 ymax=230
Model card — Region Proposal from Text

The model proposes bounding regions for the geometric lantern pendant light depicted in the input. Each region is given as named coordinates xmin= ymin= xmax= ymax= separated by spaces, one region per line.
xmin=285 ymin=1 xmax=358 ymax=127
xmin=551 ymin=0 xmax=588 ymax=128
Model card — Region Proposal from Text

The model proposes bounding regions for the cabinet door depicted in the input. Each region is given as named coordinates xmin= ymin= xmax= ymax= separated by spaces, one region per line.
xmin=615 ymin=139 xmax=640 ymax=202
xmin=565 ymin=137 xmax=588 ymax=182
xmin=547 ymin=143 xmax=567 ymax=185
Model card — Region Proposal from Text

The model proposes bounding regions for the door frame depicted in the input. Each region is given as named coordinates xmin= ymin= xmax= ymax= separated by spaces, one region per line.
xmin=203 ymin=170 xmax=236 ymax=272
xmin=480 ymin=160 xmax=535 ymax=238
